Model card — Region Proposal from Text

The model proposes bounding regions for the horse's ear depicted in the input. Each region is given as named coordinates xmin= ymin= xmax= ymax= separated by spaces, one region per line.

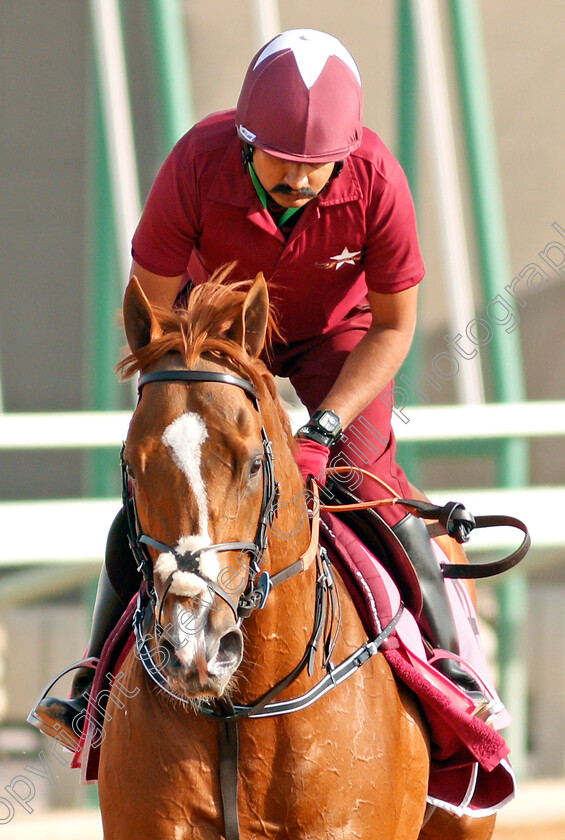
xmin=123 ymin=276 xmax=163 ymax=351
xmin=228 ymin=273 xmax=269 ymax=357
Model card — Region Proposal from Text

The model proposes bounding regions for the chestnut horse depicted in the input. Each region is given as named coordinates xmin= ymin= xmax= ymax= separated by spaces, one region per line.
xmin=98 ymin=274 xmax=495 ymax=840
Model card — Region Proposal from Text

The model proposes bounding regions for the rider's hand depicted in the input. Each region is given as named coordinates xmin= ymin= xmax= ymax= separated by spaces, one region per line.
xmin=293 ymin=437 xmax=330 ymax=486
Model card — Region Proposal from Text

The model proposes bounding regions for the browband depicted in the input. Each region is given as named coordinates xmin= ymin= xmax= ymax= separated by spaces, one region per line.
xmin=138 ymin=370 xmax=259 ymax=400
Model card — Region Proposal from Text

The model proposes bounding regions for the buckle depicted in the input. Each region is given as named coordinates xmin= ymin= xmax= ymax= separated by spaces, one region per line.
xmin=254 ymin=571 xmax=273 ymax=609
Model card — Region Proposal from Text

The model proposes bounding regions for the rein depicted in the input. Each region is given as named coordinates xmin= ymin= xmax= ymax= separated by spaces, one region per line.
xmin=322 ymin=466 xmax=531 ymax=579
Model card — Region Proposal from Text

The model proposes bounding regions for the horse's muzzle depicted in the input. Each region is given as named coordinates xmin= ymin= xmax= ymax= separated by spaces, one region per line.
xmin=159 ymin=611 xmax=244 ymax=698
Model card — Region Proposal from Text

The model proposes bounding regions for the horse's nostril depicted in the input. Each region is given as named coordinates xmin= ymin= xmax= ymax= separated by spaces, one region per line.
xmin=158 ymin=638 xmax=182 ymax=671
xmin=217 ymin=628 xmax=244 ymax=669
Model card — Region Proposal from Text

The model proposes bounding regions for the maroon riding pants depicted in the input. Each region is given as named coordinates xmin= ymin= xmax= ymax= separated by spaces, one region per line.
xmin=269 ymin=308 xmax=412 ymax=528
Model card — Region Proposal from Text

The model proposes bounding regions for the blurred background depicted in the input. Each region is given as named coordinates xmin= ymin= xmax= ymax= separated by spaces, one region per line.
xmin=1 ymin=0 xmax=564 ymax=836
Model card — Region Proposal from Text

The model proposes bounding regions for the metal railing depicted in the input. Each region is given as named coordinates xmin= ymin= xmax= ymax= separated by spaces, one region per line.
xmin=2 ymin=401 xmax=563 ymax=568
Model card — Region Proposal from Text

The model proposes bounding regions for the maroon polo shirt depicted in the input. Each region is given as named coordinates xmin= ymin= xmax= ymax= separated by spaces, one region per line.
xmin=132 ymin=109 xmax=424 ymax=344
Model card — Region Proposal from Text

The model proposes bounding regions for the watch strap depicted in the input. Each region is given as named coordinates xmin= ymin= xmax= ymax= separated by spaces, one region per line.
xmin=296 ymin=409 xmax=342 ymax=447
xmin=296 ymin=424 xmax=333 ymax=448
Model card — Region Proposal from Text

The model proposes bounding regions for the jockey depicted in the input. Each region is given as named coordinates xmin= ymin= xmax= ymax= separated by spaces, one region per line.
xmin=33 ymin=29 xmax=488 ymax=745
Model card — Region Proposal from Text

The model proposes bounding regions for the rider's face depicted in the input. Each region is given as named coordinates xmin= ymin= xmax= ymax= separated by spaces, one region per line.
xmin=252 ymin=149 xmax=336 ymax=209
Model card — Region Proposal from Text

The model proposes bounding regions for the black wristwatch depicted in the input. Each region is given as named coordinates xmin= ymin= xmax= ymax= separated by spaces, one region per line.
xmin=296 ymin=409 xmax=343 ymax=447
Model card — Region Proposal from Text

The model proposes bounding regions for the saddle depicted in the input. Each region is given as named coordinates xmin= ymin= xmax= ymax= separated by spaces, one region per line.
xmin=319 ymin=477 xmax=424 ymax=617
xmin=314 ymin=476 xmax=528 ymax=816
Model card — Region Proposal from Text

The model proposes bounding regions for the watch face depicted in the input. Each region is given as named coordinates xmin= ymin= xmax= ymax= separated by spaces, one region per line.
xmin=318 ymin=411 xmax=339 ymax=432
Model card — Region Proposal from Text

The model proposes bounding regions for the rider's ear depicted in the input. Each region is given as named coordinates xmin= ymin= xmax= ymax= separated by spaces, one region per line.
xmin=228 ymin=273 xmax=269 ymax=358
xmin=123 ymin=276 xmax=164 ymax=351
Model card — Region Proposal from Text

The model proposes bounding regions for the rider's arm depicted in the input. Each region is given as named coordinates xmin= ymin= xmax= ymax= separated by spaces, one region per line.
xmin=130 ymin=261 xmax=186 ymax=310
xmin=316 ymin=284 xmax=419 ymax=429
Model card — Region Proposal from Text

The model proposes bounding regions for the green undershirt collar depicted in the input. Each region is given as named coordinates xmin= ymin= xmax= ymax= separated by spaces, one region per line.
xmin=248 ymin=163 xmax=302 ymax=228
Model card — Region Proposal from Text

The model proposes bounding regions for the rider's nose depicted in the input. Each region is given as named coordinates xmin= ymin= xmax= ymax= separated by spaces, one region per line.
xmin=284 ymin=166 xmax=310 ymax=190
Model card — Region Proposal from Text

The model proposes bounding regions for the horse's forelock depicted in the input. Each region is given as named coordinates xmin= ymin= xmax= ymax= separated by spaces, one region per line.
xmin=116 ymin=275 xmax=284 ymax=418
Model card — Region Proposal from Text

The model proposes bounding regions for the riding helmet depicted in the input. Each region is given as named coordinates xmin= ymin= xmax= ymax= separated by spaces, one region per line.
xmin=236 ymin=29 xmax=363 ymax=163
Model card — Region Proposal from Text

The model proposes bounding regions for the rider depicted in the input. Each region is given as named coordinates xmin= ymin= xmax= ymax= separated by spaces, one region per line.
xmin=33 ymin=29 xmax=488 ymax=745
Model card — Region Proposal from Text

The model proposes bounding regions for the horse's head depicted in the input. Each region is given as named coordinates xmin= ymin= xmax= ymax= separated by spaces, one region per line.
xmin=119 ymin=273 xmax=302 ymax=700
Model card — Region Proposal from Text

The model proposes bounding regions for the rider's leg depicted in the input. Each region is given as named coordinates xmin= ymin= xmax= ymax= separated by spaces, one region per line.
xmin=32 ymin=509 xmax=137 ymax=745
xmin=392 ymin=513 xmax=484 ymax=694
xmin=271 ymin=316 xmax=487 ymax=700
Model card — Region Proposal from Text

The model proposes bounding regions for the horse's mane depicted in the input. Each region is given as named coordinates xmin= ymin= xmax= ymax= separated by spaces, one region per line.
xmin=117 ymin=268 xmax=294 ymax=441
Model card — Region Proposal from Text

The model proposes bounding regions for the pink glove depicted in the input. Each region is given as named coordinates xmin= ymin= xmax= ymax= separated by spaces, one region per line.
xmin=293 ymin=437 xmax=330 ymax=486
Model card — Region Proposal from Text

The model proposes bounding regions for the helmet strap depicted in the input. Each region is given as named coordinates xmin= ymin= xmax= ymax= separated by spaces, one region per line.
xmin=241 ymin=143 xmax=254 ymax=173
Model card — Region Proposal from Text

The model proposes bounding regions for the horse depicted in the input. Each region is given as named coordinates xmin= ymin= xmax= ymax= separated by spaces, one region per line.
xmin=97 ymin=273 xmax=496 ymax=840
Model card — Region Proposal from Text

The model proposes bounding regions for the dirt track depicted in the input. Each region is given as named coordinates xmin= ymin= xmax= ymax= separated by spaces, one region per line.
xmin=491 ymin=778 xmax=565 ymax=839
xmin=494 ymin=823 xmax=565 ymax=839
xmin=4 ymin=816 xmax=565 ymax=839
xmin=4 ymin=786 xmax=565 ymax=839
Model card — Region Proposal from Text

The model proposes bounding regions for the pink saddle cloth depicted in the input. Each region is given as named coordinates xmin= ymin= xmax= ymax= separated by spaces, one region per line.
xmin=73 ymin=515 xmax=515 ymax=818
xmin=319 ymin=510 xmax=515 ymax=817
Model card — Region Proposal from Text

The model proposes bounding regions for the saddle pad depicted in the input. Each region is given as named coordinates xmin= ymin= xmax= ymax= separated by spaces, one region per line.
xmin=71 ymin=594 xmax=137 ymax=783
xmin=320 ymin=510 xmax=515 ymax=817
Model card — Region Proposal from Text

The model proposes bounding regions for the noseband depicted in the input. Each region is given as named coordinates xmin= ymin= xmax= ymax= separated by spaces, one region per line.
xmin=122 ymin=369 xmax=280 ymax=628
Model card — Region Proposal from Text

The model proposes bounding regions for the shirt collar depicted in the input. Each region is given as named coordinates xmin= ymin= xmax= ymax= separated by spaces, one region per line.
xmin=208 ymin=134 xmax=363 ymax=209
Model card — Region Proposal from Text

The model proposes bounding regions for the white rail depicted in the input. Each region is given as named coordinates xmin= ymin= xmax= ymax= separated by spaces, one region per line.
xmin=2 ymin=402 xmax=564 ymax=566
xmin=390 ymin=400 xmax=565 ymax=440
xmin=1 ymin=401 xmax=564 ymax=448
xmin=0 ymin=486 xmax=561 ymax=567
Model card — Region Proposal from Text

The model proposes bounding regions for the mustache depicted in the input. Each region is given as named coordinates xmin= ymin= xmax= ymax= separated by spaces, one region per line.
xmin=271 ymin=184 xmax=317 ymax=198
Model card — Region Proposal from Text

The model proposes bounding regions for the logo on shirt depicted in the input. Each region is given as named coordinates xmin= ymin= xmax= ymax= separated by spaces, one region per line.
xmin=317 ymin=246 xmax=362 ymax=270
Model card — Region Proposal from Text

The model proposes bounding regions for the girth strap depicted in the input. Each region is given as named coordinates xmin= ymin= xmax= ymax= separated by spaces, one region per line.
xmin=217 ymin=702 xmax=240 ymax=840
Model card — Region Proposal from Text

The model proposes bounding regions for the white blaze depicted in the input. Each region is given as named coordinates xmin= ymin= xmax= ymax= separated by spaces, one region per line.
xmin=162 ymin=413 xmax=209 ymax=533
xmin=156 ymin=413 xmax=219 ymax=596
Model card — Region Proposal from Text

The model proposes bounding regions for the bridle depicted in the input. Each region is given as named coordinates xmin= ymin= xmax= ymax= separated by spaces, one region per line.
xmin=122 ymin=368 xmax=282 ymax=629
xmin=123 ymin=365 xmax=341 ymax=716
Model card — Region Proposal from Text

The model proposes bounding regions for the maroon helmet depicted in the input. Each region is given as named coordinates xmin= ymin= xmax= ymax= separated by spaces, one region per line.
xmin=236 ymin=29 xmax=363 ymax=163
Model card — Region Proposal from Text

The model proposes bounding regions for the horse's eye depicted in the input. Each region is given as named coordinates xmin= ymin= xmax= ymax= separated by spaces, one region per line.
xmin=248 ymin=456 xmax=263 ymax=479
xmin=126 ymin=465 xmax=137 ymax=482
